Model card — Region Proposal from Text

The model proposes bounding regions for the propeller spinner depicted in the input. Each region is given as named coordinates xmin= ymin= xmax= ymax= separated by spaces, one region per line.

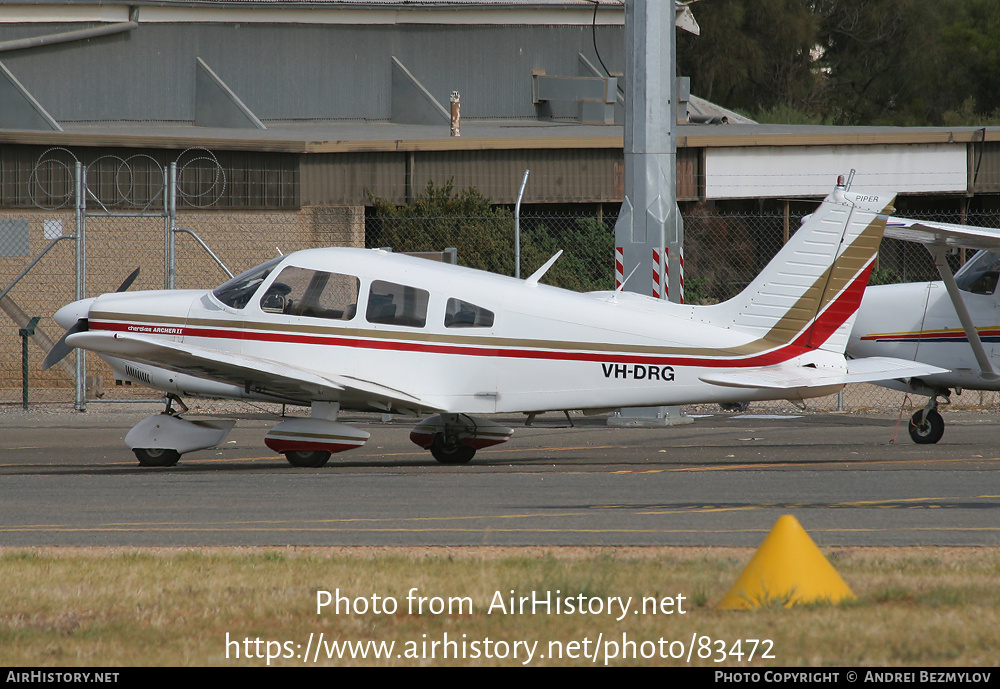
xmin=42 ymin=268 xmax=139 ymax=370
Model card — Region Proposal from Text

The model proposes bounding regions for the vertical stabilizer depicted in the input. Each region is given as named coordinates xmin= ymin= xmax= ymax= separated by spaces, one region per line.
xmin=705 ymin=186 xmax=895 ymax=355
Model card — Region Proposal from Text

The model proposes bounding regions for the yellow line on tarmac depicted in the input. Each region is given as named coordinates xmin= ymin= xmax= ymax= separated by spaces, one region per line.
xmin=0 ymin=525 xmax=763 ymax=535
xmin=180 ymin=445 xmax=627 ymax=463
xmin=3 ymin=523 xmax=999 ymax=535
xmin=591 ymin=494 xmax=999 ymax=512
xmin=674 ymin=456 xmax=1000 ymax=471
xmin=364 ymin=445 xmax=625 ymax=458
xmin=829 ymin=494 xmax=1000 ymax=507
xmin=9 ymin=491 xmax=998 ymax=534
xmin=4 ymin=511 xmax=597 ymax=531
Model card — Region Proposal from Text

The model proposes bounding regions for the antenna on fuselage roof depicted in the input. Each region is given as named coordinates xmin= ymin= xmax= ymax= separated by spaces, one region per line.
xmin=615 ymin=263 xmax=641 ymax=293
xmin=275 ymin=247 xmax=283 ymax=256
xmin=525 ymin=250 xmax=563 ymax=286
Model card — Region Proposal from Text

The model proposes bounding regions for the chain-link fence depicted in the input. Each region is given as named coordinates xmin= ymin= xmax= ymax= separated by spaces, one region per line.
xmin=368 ymin=207 xmax=993 ymax=300
xmin=4 ymin=172 xmax=1000 ymax=413
xmin=0 ymin=209 xmax=365 ymax=405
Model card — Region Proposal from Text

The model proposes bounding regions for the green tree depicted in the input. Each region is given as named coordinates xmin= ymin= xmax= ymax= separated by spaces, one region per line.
xmin=934 ymin=2 xmax=1000 ymax=124
xmin=520 ymin=217 xmax=615 ymax=293
xmin=814 ymin=0 xmax=934 ymax=124
xmin=678 ymin=0 xmax=821 ymax=118
xmin=366 ymin=180 xmax=615 ymax=292
xmin=679 ymin=0 xmax=1000 ymax=126
xmin=815 ymin=0 xmax=1000 ymax=125
xmin=366 ymin=180 xmax=515 ymax=275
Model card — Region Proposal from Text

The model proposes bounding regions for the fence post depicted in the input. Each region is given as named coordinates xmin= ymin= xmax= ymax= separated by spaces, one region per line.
xmin=167 ymin=163 xmax=177 ymax=289
xmin=74 ymin=161 xmax=86 ymax=411
xmin=19 ymin=316 xmax=40 ymax=409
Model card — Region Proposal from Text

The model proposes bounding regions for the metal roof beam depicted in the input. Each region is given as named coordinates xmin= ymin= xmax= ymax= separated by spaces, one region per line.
xmin=390 ymin=57 xmax=450 ymax=126
xmin=194 ymin=57 xmax=266 ymax=130
xmin=0 ymin=60 xmax=62 ymax=132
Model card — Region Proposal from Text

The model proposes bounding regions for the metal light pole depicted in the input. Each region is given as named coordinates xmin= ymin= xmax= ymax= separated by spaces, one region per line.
xmin=610 ymin=0 xmax=698 ymax=427
xmin=514 ymin=169 xmax=530 ymax=279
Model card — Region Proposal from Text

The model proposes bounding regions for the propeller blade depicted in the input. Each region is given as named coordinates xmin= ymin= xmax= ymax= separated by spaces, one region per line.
xmin=42 ymin=269 xmax=134 ymax=371
xmin=117 ymin=267 xmax=140 ymax=292
xmin=42 ymin=318 xmax=87 ymax=370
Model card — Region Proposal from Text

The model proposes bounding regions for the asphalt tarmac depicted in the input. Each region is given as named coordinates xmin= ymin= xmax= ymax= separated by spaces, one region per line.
xmin=2 ymin=404 xmax=998 ymax=547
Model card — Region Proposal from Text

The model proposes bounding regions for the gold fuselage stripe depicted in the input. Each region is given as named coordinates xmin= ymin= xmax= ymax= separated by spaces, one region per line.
xmin=89 ymin=206 xmax=886 ymax=361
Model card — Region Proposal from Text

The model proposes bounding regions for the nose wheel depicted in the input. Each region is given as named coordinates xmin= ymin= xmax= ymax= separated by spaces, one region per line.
xmin=125 ymin=409 xmax=236 ymax=467
xmin=133 ymin=448 xmax=181 ymax=467
xmin=908 ymin=408 xmax=944 ymax=444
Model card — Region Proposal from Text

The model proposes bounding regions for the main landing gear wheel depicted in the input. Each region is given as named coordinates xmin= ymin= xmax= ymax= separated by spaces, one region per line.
xmin=133 ymin=448 xmax=181 ymax=467
xmin=429 ymin=434 xmax=476 ymax=465
xmin=284 ymin=450 xmax=332 ymax=468
xmin=909 ymin=409 xmax=945 ymax=444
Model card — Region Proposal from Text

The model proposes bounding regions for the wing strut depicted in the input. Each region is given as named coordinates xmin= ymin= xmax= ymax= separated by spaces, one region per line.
xmin=929 ymin=245 xmax=1000 ymax=381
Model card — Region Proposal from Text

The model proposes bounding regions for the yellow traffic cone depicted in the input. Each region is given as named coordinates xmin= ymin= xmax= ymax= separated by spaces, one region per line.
xmin=717 ymin=515 xmax=855 ymax=610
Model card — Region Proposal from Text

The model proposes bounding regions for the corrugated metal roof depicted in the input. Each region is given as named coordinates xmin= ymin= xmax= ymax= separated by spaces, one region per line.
xmin=4 ymin=121 xmax=997 ymax=154
xmin=677 ymin=125 xmax=1000 ymax=149
xmin=3 ymin=1 xmax=626 ymax=27
xmin=15 ymin=1 xmax=623 ymax=8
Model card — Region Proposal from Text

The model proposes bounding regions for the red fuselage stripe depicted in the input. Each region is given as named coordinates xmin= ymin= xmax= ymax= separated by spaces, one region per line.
xmin=93 ymin=265 xmax=868 ymax=370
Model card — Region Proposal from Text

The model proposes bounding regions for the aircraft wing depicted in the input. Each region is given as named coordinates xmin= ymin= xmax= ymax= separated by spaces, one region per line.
xmin=884 ymin=217 xmax=1000 ymax=251
xmin=699 ymin=357 xmax=949 ymax=390
xmin=882 ymin=216 xmax=1000 ymax=380
xmin=66 ymin=330 xmax=440 ymax=412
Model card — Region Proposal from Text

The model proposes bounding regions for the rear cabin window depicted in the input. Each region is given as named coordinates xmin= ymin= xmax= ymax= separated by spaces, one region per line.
xmin=258 ymin=267 xmax=360 ymax=320
xmin=444 ymin=298 xmax=494 ymax=328
xmin=366 ymin=280 xmax=429 ymax=328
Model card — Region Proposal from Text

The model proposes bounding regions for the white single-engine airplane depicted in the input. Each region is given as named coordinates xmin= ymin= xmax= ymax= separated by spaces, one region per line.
xmin=850 ymin=217 xmax=1000 ymax=444
xmin=44 ymin=182 xmax=945 ymax=467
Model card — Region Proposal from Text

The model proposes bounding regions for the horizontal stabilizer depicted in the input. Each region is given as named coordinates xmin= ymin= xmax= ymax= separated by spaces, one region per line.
xmin=843 ymin=356 xmax=950 ymax=382
xmin=700 ymin=357 xmax=949 ymax=390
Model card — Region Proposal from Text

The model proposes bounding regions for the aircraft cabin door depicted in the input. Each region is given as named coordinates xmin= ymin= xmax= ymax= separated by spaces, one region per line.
xmin=951 ymin=251 xmax=1000 ymax=366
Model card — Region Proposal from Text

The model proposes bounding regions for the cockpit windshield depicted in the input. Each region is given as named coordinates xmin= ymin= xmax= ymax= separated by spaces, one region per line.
xmin=954 ymin=250 xmax=1000 ymax=295
xmin=212 ymin=256 xmax=284 ymax=309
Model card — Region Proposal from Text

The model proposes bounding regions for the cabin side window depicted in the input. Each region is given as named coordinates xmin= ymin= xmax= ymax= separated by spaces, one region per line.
xmin=365 ymin=280 xmax=429 ymax=327
xmin=259 ymin=266 xmax=360 ymax=320
xmin=444 ymin=298 xmax=494 ymax=328
xmin=955 ymin=250 xmax=1000 ymax=296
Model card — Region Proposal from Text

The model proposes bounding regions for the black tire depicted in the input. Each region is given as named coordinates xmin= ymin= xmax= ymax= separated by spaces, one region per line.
xmin=909 ymin=409 xmax=945 ymax=444
xmin=429 ymin=434 xmax=476 ymax=465
xmin=284 ymin=450 xmax=331 ymax=467
xmin=134 ymin=448 xmax=181 ymax=467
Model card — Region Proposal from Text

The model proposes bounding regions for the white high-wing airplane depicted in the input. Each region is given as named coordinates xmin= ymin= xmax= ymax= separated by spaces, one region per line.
xmin=44 ymin=183 xmax=944 ymax=467
xmin=850 ymin=217 xmax=1000 ymax=444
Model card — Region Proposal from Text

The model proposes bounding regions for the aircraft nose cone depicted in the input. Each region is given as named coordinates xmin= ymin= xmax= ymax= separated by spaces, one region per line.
xmin=54 ymin=297 xmax=96 ymax=329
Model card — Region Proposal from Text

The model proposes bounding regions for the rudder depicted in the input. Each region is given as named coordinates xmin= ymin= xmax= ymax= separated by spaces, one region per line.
xmin=705 ymin=185 xmax=895 ymax=355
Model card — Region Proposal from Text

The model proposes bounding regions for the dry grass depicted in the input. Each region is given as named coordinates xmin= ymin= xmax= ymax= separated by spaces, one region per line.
xmin=1 ymin=546 xmax=998 ymax=667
